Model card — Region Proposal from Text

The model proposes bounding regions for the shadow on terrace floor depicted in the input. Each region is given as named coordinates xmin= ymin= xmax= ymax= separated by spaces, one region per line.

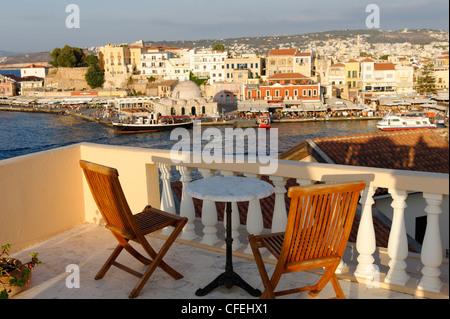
xmin=10 ymin=223 xmax=420 ymax=300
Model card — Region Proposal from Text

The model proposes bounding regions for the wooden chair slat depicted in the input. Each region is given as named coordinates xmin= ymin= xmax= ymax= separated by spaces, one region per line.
xmin=248 ymin=181 xmax=366 ymax=299
xmin=80 ymin=160 xmax=187 ymax=298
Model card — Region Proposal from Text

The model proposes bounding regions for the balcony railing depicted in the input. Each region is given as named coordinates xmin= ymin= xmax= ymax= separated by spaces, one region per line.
xmin=0 ymin=142 xmax=448 ymax=298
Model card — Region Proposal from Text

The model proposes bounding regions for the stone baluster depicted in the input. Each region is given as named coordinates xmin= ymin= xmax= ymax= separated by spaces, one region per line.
xmin=158 ymin=164 xmax=176 ymax=214
xmin=220 ymin=171 xmax=242 ymax=250
xmin=354 ymin=186 xmax=377 ymax=279
xmin=244 ymin=173 xmax=264 ymax=254
xmin=385 ymin=189 xmax=410 ymax=286
xmin=418 ymin=193 xmax=445 ymax=293
xmin=158 ymin=164 xmax=176 ymax=236
xmin=177 ymin=165 xmax=197 ymax=240
xmin=197 ymin=168 xmax=219 ymax=246
xmin=271 ymin=176 xmax=288 ymax=233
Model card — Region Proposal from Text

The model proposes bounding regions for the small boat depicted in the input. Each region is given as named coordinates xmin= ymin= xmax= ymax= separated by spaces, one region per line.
xmin=257 ymin=114 xmax=271 ymax=128
xmin=112 ymin=113 xmax=193 ymax=133
xmin=376 ymin=114 xmax=437 ymax=131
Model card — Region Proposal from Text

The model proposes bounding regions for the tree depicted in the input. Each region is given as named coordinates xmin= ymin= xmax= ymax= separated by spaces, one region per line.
xmin=86 ymin=55 xmax=99 ymax=66
xmin=189 ymin=71 xmax=208 ymax=86
xmin=416 ymin=63 xmax=437 ymax=95
xmin=85 ymin=63 xmax=105 ymax=89
xmin=50 ymin=45 xmax=86 ymax=67
xmin=212 ymin=43 xmax=226 ymax=52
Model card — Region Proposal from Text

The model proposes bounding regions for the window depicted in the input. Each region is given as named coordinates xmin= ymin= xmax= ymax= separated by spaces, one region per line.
xmin=294 ymin=90 xmax=298 ymax=96
xmin=285 ymin=90 xmax=289 ymax=97
xmin=275 ymin=90 xmax=280 ymax=97
xmin=308 ymin=89 xmax=312 ymax=97
xmin=266 ymin=90 xmax=270 ymax=96
xmin=302 ymin=89 xmax=307 ymax=96
xmin=353 ymin=71 xmax=357 ymax=78
xmin=313 ymin=89 xmax=317 ymax=96
xmin=348 ymin=71 xmax=351 ymax=78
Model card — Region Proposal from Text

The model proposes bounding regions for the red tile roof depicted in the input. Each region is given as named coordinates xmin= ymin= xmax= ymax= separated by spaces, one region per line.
xmin=294 ymin=52 xmax=311 ymax=57
xmin=267 ymin=72 xmax=309 ymax=80
xmin=331 ymin=63 xmax=345 ymax=67
xmin=269 ymin=49 xmax=297 ymax=56
xmin=374 ymin=63 xmax=396 ymax=71
xmin=312 ymin=129 xmax=449 ymax=173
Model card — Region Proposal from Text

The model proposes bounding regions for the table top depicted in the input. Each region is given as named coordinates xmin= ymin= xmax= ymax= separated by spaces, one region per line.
xmin=185 ymin=176 xmax=274 ymax=202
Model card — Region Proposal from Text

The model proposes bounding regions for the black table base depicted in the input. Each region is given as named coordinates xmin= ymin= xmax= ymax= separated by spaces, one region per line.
xmin=195 ymin=202 xmax=262 ymax=297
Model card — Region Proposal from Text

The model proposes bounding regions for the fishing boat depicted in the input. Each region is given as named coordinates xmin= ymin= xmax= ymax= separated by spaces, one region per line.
xmin=376 ymin=114 xmax=437 ymax=131
xmin=112 ymin=113 xmax=193 ymax=133
xmin=257 ymin=114 xmax=271 ymax=128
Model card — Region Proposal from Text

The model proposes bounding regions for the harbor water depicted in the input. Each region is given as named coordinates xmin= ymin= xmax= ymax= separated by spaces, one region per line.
xmin=0 ymin=109 xmax=379 ymax=161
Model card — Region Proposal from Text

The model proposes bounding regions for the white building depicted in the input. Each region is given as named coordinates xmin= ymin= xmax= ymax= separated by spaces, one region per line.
xmin=165 ymin=51 xmax=191 ymax=81
xmin=189 ymin=50 xmax=227 ymax=85
xmin=360 ymin=58 xmax=397 ymax=95
xmin=141 ymin=50 xmax=171 ymax=77
xmin=395 ymin=65 xmax=415 ymax=94
xmin=20 ymin=64 xmax=49 ymax=79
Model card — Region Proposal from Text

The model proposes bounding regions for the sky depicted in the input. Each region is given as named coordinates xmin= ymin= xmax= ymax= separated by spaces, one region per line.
xmin=1 ymin=0 xmax=448 ymax=53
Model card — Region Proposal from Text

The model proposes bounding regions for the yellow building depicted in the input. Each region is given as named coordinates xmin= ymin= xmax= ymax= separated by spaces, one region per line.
xmin=344 ymin=59 xmax=360 ymax=101
xmin=100 ymin=44 xmax=131 ymax=76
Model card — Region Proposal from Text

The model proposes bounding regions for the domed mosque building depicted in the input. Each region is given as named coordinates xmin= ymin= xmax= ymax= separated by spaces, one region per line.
xmin=152 ymin=80 xmax=218 ymax=117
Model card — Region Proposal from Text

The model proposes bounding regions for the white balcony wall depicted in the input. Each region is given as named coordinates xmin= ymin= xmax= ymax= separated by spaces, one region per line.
xmin=0 ymin=142 xmax=448 ymax=297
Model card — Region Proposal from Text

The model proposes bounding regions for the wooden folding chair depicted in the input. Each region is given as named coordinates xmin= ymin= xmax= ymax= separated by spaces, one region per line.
xmin=80 ymin=160 xmax=188 ymax=298
xmin=248 ymin=181 xmax=366 ymax=299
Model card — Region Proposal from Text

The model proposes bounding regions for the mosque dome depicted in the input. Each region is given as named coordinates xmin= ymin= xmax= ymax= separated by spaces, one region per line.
xmin=171 ymin=81 xmax=203 ymax=100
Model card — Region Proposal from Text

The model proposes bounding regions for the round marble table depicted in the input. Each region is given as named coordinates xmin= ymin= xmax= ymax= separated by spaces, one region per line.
xmin=186 ymin=176 xmax=274 ymax=297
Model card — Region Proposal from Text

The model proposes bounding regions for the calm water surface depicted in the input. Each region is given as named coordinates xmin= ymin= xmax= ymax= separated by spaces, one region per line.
xmin=0 ymin=110 xmax=379 ymax=161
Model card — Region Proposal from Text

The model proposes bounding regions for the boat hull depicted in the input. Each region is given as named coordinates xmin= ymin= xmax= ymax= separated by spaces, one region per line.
xmin=377 ymin=125 xmax=436 ymax=131
xmin=112 ymin=121 xmax=193 ymax=133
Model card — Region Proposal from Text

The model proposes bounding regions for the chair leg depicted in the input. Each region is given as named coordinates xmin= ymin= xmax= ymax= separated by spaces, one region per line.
xmin=308 ymin=265 xmax=340 ymax=298
xmin=95 ymin=244 xmax=124 ymax=280
xmin=129 ymin=222 xmax=186 ymax=298
xmin=248 ymin=235 xmax=276 ymax=299
xmin=330 ymin=274 xmax=345 ymax=299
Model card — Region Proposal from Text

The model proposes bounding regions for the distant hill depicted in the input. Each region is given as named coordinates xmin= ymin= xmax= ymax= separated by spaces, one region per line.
xmin=0 ymin=50 xmax=22 ymax=57
xmin=0 ymin=51 xmax=52 ymax=65
xmin=145 ymin=29 xmax=449 ymax=53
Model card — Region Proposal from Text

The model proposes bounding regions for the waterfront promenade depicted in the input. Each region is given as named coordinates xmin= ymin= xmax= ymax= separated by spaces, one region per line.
xmin=0 ymin=104 xmax=383 ymax=129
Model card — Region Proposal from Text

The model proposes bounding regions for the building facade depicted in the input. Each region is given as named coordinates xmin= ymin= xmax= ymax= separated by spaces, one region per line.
xmin=224 ymin=55 xmax=263 ymax=82
xmin=0 ymin=75 xmax=17 ymax=96
xmin=189 ymin=50 xmax=227 ymax=85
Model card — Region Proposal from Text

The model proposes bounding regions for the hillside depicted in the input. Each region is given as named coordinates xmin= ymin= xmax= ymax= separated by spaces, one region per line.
xmin=146 ymin=29 xmax=449 ymax=53
xmin=0 ymin=51 xmax=52 ymax=65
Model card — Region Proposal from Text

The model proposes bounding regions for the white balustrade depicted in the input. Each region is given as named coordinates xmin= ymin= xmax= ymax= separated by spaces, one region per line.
xmin=244 ymin=173 xmax=264 ymax=254
xmin=154 ymin=161 xmax=448 ymax=297
xmin=158 ymin=164 xmax=177 ymax=236
xmin=270 ymin=176 xmax=288 ymax=233
xmin=158 ymin=164 xmax=176 ymax=214
xmin=177 ymin=165 xmax=197 ymax=240
xmin=418 ymin=193 xmax=445 ymax=293
xmin=355 ymin=186 xmax=377 ymax=278
xmin=385 ymin=188 xmax=410 ymax=286
xmin=197 ymin=168 xmax=220 ymax=245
